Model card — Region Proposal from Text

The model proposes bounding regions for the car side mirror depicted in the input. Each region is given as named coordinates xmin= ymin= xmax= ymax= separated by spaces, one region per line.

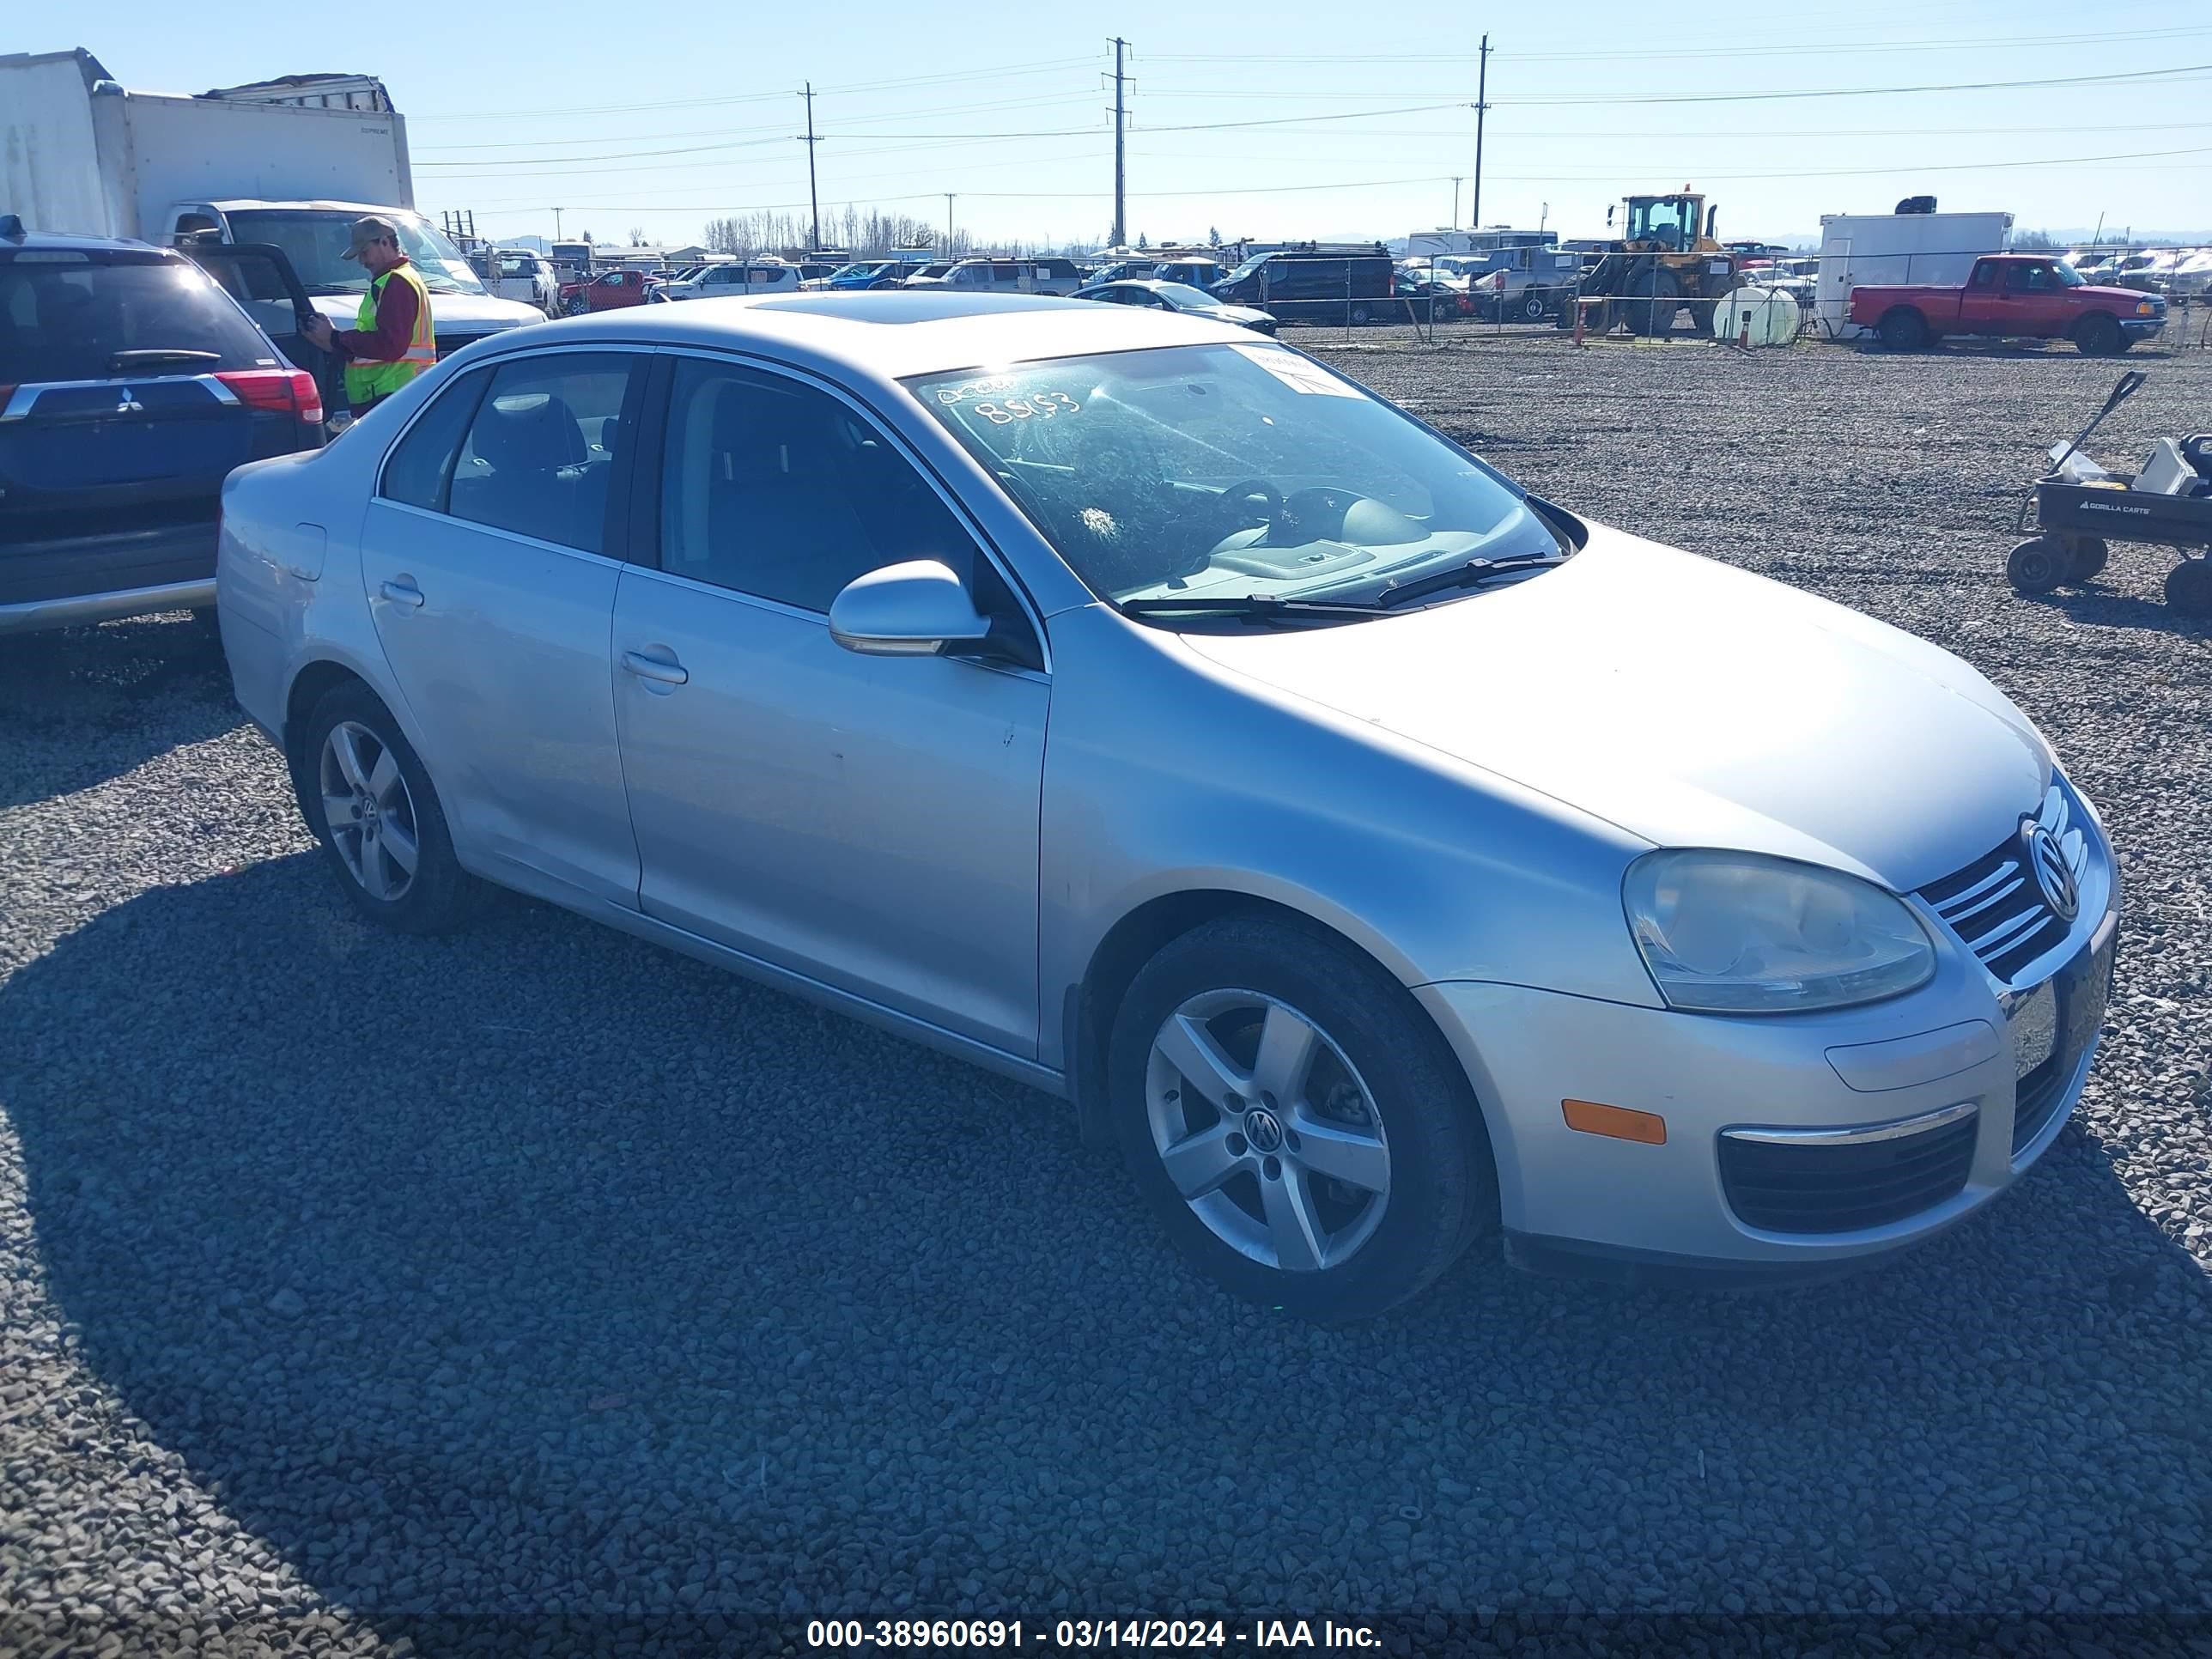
xmin=829 ymin=560 xmax=993 ymax=657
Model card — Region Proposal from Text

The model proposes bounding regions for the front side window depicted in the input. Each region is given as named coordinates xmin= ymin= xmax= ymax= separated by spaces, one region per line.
xmin=658 ymin=357 xmax=984 ymax=612
xmin=446 ymin=354 xmax=635 ymax=553
xmin=907 ymin=343 xmax=1556 ymax=617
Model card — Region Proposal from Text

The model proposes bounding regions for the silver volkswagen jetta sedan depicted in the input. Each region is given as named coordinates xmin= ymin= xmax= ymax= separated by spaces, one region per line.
xmin=216 ymin=293 xmax=2118 ymax=1317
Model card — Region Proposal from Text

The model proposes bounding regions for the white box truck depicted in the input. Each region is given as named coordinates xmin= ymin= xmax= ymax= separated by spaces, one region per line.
xmin=1 ymin=47 xmax=543 ymax=355
xmin=1814 ymin=207 xmax=2014 ymax=340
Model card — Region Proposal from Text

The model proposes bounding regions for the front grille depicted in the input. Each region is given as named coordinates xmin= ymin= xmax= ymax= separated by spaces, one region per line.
xmin=1720 ymin=1110 xmax=1978 ymax=1234
xmin=1918 ymin=782 xmax=2090 ymax=985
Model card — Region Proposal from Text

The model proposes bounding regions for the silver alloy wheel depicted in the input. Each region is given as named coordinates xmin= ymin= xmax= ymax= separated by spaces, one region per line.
xmin=1145 ymin=989 xmax=1390 ymax=1273
xmin=319 ymin=720 xmax=420 ymax=903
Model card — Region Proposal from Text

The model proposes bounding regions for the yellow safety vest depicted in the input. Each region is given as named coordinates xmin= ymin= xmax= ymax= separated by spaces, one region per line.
xmin=343 ymin=260 xmax=437 ymax=405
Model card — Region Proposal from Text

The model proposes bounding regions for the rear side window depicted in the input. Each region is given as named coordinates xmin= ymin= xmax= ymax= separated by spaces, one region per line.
xmin=447 ymin=354 xmax=635 ymax=554
xmin=0 ymin=253 xmax=276 ymax=384
xmin=382 ymin=368 xmax=491 ymax=512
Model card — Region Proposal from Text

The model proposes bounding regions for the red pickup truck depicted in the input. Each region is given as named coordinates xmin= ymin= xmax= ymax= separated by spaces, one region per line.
xmin=1850 ymin=254 xmax=2168 ymax=356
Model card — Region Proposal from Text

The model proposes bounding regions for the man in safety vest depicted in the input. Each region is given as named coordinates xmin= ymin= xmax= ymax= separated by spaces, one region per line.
xmin=301 ymin=216 xmax=437 ymax=418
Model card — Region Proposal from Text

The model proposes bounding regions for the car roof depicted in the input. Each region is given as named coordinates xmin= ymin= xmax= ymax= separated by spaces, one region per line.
xmin=0 ymin=226 xmax=179 ymax=258
xmin=489 ymin=292 xmax=1259 ymax=380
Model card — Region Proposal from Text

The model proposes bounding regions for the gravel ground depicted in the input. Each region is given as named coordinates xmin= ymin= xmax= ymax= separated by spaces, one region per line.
xmin=3 ymin=333 xmax=2209 ymax=1656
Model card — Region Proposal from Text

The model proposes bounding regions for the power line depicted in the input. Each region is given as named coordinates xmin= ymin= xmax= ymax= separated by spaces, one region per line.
xmin=409 ymin=54 xmax=1101 ymax=121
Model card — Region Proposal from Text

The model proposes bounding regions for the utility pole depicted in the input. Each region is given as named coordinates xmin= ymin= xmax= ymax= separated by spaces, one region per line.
xmin=1470 ymin=34 xmax=1491 ymax=230
xmin=1450 ymin=177 xmax=1462 ymax=229
xmin=945 ymin=193 xmax=956 ymax=253
xmin=800 ymin=82 xmax=822 ymax=254
xmin=551 ymin=207 xmax=563 ymax=240
xmin=1111 ymin=37 xmax=1128 ymax=251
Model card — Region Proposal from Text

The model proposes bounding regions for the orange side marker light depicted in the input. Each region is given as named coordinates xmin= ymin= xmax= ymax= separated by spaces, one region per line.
xmin=1562 ymin=1099 xmax=1668 ymax=1146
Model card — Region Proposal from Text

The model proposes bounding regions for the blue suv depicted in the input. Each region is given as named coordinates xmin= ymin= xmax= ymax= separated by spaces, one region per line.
xmin=0 ymin=219 xmax=326 ymax=635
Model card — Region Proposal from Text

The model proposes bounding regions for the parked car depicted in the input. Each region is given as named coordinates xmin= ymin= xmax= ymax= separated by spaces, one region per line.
xmin=653 ymin=260 xmax=801 ymax=302
xmin=1071 ymin=278 xmax=1276 ymax=333
xmin=1469 ymin=246 xmax=1583 ymax=323
xmin=1210 ymin=245 xmax=1396 ymax=326
xmin=900 ymin=262 xmax=957 ymax=288
xmin=1151 ymin=258 xmax=1226 ymax=289
xmin=1851 ymin=253 xmax=2167 ymax=355
xmin=215 ymin=292 xmax=2118 ymax=1316
xmin=3 ymin=223 xmax=323 ymax=635
xmin=561 ymin=267 xmax=661 ymax=314
xmin=904 ymin=258 xmax=1085 ymax=296
xmin=473 ymin=247 xmax=560 ymax=318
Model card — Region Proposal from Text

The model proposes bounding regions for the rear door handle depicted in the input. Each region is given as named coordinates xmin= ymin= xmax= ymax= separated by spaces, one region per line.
xmin=622 ymin=650 xmax=689 ymax=685
xmin=379 ymin=578 xmax=425 ymax=609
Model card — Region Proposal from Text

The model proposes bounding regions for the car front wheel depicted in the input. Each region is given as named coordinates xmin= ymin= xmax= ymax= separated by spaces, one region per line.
xmin=301 ymin=683 xmax=481 ymax=933
xmin=1109 ymin=915 xmax=1494 ymax=1319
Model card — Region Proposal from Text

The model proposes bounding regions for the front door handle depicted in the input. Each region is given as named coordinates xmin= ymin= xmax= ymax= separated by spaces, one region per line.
xmin=379 ymin=578 xmax=425 ymax=609
xmin=622 ymin=649 xmax=689 ymax=685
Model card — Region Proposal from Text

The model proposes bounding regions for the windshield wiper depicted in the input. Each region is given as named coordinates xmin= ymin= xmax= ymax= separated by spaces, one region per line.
xmin=1120 ymin=593 xmax=1392 ymax=624
xmin=1376 ymin=551 xmax=1566 ymax=609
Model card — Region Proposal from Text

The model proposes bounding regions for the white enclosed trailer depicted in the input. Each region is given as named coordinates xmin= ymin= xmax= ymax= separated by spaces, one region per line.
xmin=1814 ymin=209 xmax=2014 ymax=339
xmin=0 ymin=48 xmax=413 ymax=241
xmin=1 ymin=48 xmax=540 ymax=353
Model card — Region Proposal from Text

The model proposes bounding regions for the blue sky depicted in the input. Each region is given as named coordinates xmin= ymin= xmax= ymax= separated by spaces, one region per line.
xmin=53 ymin=1 xmax=2211 ymax=250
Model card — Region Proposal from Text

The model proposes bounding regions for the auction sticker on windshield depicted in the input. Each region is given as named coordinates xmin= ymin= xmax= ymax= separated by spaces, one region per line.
xmin=1228 ymin=344 xmax=1361 ymax=398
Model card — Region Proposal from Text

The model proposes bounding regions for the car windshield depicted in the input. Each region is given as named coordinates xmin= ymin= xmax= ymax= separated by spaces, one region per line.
xmin=225 ymin=210 xmax=489 ymax=297
xmin=1152 ymin=283 xmax=1224 ymax=309
xmin=1221 ymin=255 xmax=1269 ymax=283
xmin=2052 ymin=261 xmax=2087 ymax=288
xmin=907 ymin=343 xmax=1559 ymax=618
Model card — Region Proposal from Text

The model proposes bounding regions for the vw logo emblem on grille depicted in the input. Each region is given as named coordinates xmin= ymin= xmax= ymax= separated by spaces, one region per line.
xmin=1243 ymin=1107 xmax=1285 ymax=1154
xmin=2022 ymin=821 xmax=2079 ymax=922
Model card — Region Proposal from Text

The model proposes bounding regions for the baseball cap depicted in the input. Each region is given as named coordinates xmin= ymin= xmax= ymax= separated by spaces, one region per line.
xmin=342 ymin=216 xmax=400 ymax=262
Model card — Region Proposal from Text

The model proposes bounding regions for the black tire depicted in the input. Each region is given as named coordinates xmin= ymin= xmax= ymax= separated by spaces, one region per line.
xmin=2007 ymin=537 xmax=2069 ymax=596
xmin=1348 ymin=302 xmax=1373 ymax=326
xmin=2073 ymin=313 xmax=2124 ymax=357
xmin=299 ymin=681 xmax=483 ymax=934
xmin=2067 ymin=537 xmax=2110 ymax=581
xmin=1626 ymin=268 xmax=1683 ymax=337
xmin=1518 ymin=289 xmax=1549 ymax=323
xmin=1879 ymin=307 xmax=1929 ymax=350
xmin=1687 ymin=299 xmax=1718 ymax=337
xmin=564 ymin=295 xmax=589 ymax=317
xmin=1108 ymin=915 xmax=1496 ymax=1320
xmin=2166 ymin=559 xmax=2212 ymax=616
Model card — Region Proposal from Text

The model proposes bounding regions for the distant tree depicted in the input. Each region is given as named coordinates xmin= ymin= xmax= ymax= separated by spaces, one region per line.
xmin=1207 ymin=225 xmax=1222 ymax=246
xmin=580 ymin=230 xmax=595 ymax=244
xmin=629 ymin=225 xmax=647 ymax=246
xmin=1136 ymin=231 xmax=1150 ymax=249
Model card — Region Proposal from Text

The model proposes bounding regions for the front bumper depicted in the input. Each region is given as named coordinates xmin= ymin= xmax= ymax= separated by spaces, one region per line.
xmin=2120 ymin=316 xmax=2166 ymax=340
xmin=1415 ymin=891 xmax=2118 ymax=1278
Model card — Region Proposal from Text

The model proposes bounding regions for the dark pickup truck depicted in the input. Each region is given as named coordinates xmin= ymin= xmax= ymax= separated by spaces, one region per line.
xmin=1850 ymin=254 xmax=2167 ymax=356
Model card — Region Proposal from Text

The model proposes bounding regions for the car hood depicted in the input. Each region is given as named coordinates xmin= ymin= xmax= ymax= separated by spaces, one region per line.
xmin=1176 ymin=522 xmax=2048 ymax=891
xmin=2077 ymin=283 xmax=2162 ymax=307
xmin=307 ymin=292 xmax=546 ymax=333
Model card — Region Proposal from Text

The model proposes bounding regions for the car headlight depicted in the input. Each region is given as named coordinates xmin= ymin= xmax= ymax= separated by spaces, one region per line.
xmin=1623 ymin=849 xmax=1936 ymax=1013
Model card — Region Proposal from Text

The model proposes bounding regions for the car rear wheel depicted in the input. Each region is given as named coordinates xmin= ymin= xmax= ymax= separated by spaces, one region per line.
xmin=301 ymin=683 xmax=481 ymax=933
xmin=1109 ymin=915 xmax=1494 ymax=1320
xmin=1879 ymin=307 xmax=1929 ymax=350
xmin=1518 ymin=290 xmax=1549 ymax=323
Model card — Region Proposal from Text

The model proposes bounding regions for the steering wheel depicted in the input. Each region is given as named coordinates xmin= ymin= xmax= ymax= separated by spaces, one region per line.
xmin=1207 ymin=478 xmax=1284 ymax=538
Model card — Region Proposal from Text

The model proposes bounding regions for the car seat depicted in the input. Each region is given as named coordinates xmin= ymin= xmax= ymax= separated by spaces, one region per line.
xmin=449 ymin=391 xmax=596 ymax=548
